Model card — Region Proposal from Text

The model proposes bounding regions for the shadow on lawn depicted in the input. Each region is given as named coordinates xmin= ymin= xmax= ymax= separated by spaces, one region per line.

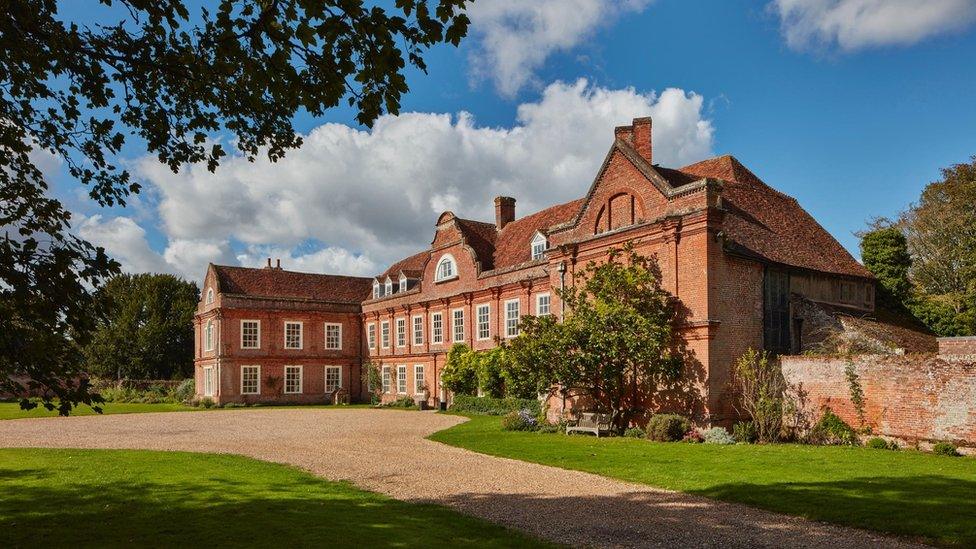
xmin=0 ymin=468 xmax=545 ymax=548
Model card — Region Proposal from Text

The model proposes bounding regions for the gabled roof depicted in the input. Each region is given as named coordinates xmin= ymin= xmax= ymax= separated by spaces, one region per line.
xmin=455 ymin=218 xmax=498 ymax=270
xmin=493 ymin=198 xmax=585 ymax=269
xmin=212 ymin=265 xmax=373 ymax=303
xmin=376 ymin=250 xmax=429 ymax=280
xmin=680 ymin=155 xmax=874 ymax=279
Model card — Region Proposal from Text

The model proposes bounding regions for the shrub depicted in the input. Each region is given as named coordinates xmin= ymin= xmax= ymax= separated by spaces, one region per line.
xmin=173 ymin=378 xmax=195 ymax=402
xmin=501 ymin=409 xmax=538 ymax=431
xmin=623 ymin=427 xmax=646 ymax=439
xmin=808 ymin=408 xmax=859 ymax=445
xmin=732 ymin=349 xmax=789 ymax=442
xmin=646 ymin=414 xmax=691 ymax=442
xmin=537 ymin=421 xmax=565 ymax=434
xmin=450 ymin=395 xmax=541 ymax=416
xmin=441 ymin=344 xmax=479 ymax=396
xmin=866 ymin=437 xmax=898 ymax=450
xmin=932 ymin=442 xmax=960 ymax=457
xmin=223 ymin=402 xmax=246 ymax=408
xmin=732 ymin=421 xmax=757 ymax=444
xmin=703 ymin=426 xmax=735 ymax=445
xmin=199 ymin=397 xmax=215 ymax=409
xmin=682 ymin=429 xmax=703 ymax=443
xmin=383 ymin=396 xmax=416 ymax=408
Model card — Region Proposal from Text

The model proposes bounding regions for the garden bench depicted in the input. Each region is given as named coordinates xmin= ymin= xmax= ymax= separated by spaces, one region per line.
xmin=565 ymin=412 xmax=612 ymax=437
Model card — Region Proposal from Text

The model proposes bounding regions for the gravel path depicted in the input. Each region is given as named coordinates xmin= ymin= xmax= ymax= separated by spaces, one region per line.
xmin=0 ymin=409 xmax=923 ymax=548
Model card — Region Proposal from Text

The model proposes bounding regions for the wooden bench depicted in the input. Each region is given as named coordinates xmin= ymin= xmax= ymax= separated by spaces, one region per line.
xmin=565 ymin=412 xmax=612 ymax=437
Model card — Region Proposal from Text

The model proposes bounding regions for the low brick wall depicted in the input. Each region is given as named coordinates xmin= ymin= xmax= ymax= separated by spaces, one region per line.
xmin=780 ymin=354 xmax=976 ymax=447
xmin=938 ymin=336 xmax=976 ymax=361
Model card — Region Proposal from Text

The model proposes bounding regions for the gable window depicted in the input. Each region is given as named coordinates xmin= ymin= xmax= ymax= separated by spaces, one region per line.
xmin=325 ymin=323 xmax=342 ymax=350
xmin=385 ymin=277 xmax=393 ymax=295
xmin=373 ymin=281 xmax=381 ymax=299
xmin=452 ymin=308 xmax=464 ymax=343
xmin=241 ymin=320 xmax=260 ymax=349
xmin=536 ymin=293 xmax=551 ymax=317
xmin=505 ymin=299 xmax=520 ymax=338
xmin=382 ymin=365 xmax=391 ymax=393
xmin=414 ymin=364 xmax=425 ymax=394
xmin=399 ymin=274 xmax=408 ymax=293
xmin=241 ymin=365 xmax=260 ymax=395
xmin=324 ymin=366 xmax=342 ymax=393
xmin=205 ymin=288 xmax=215 ymax=304
xmin=396 ymin=317 xmax=406 ymax=347
xmin=476 ymin=304 xmax=490 ymax=340
xmin=431 ymin=312 xmax=444 ymax=344
xmin=381 ymin=321 xmax=390 ymax=349
xmin=397 ymin=365 xmax=407 ymax=394
xmin=284 ymin=365 xmax=303 ymax=394
xmin=435 ymin=254 xmax=457 ymax=282
xmin=413 ymin=315 xmax=424 ymax=346
xmin=367 ymin=323 xmax=376 ymax=349
xmin=204 ymin=320 xmax=215 ymax=351
xmin=284 ymin=321 xmax=303 ymax=349
xmin=531 ymin=233 xmax=547 ymax=261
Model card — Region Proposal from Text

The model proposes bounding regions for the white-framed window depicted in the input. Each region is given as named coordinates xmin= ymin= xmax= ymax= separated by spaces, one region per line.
xmin=203 ymin=366 xmax=215 ymax=396
xmin=373 ymin=281 xmax=381 ymax=299
xmin=324 ymin=323 xmax=342 ymax=350
xmin=385 ymin=277 xmax=393 ymax=295
xmin=241 ymin=320 xmax=260 ymax=349
xmin=431 ymin=312 xmax=443 ymax=344
xmin=536 ymin=293 xmax=551 ymax=317
xmin=505 ymin=299 xmax=520 ymax=338
xmin=531 ymin=232 xmax=547 ymax=261
xmin=204 ymin=320 xmax=215 ymax=351
xmin=414 ymin=364 xmax=425 ymax=394
xmin=435 ymin=254 xmax=457 ymax=282
xmin=452 ymin=308 xmax=464 ymax=343
xmin=399 ymin=274 xmax=407 ymax=293
xmin=241 ymin=365 xmax=260 ymax=395
xmin=284 ymin=321 xmax=303 ymax=349
xmin=324 ymin=366 xmax=342 ymax=393
xmin=284 ymin=365 xmax=303 ymax=394
xmin=397 ymin=364 xmax=407 ymax=394
xmin=412 ymin=315 xmax=424 ymax=346
xmin=205 ymin=287 xmax=215 ymax=304
xmin=476 ymin=304 xmax=490 ymax=340
xmin=381 ymin=320 xmax=390 ymax=349
xmin=382 ymin=365 xmax=391 ymax=393
xmin=367 ymin=323 xmax=376 ymax=349
xmin=396 ymin=317 xmax=406 ymax=347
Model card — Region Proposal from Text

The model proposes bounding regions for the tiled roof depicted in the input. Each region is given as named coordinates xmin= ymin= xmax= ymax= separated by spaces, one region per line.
xmin=213 ymin=265 xmax=373 ymax=303
xmin=680 ymin=155 xmax=874 ymax=279
xmin=455 ymin=218 xmax=498 ymax=270
xmin=377 ymin=250 xmax=429 ymax=280
xmin=493 ymin=199 xmax=585 ymax=270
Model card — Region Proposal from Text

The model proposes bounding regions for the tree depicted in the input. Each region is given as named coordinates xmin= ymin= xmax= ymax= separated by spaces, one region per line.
xmin=860 ymin=227 xmax=912 ymax=307
xmin=82 ymin=273 xmax=199 ymax=380
xmin=1 ymin=0 xmax=470 ymax=412
xmin=441 ymin=343 xmax=478 ymax=396
xmin=500 ymin=315 xmax=562 ymax=399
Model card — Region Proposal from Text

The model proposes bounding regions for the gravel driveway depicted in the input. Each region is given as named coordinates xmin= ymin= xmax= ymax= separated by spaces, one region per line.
xmin=0 ymin=408 xmax=922 ymax=548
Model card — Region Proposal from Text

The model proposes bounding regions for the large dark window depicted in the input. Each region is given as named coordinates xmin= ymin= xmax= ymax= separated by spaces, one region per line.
xmin=763 ymin=268 xmax=791 ymax=355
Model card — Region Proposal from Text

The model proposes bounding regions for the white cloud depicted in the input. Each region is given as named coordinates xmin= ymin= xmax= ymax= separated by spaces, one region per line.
xmin=771 ymin=0 xmax=976 ymax=51
xmin=467 ymin=0 xmax=654 ymax=96
xmin=77 ymin=214 xmax=171 ymax=274
xmin=136 ymin=79 xmax=714 ymax=277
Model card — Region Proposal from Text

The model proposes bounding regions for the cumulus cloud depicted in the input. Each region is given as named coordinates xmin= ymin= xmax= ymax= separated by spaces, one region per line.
xmin=771 ymin=0 xmax=976 ymax=51
xmin=134 ymin=79 xmax=713 ymax=277
xmin=467 ymin=0 xmax=654 ymax=96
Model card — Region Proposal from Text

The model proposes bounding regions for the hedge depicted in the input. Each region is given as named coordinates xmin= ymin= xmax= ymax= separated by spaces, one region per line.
xmin=449 ymin=395 xmax=541 ymax=416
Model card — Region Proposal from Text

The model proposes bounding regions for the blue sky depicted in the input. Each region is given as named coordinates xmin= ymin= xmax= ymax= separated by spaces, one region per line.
xmin=56 ymin=0 xmax=976 ymax=281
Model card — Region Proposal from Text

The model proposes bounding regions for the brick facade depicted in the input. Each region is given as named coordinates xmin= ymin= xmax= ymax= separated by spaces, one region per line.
xmin=939 ymin=336 xmax=976 ymax=361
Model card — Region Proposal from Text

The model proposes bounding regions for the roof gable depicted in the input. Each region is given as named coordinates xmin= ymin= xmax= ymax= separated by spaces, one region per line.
xmin=213 ymin=265 xmax=373 ymax=303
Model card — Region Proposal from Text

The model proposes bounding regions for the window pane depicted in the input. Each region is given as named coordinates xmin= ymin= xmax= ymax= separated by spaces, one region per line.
xmin=382 ymin=366 xmax=391 ymax=393
xmin=397 ymin=365 xmax=407 ymax=393
xmin=325 ymin=367 xmax=341 ymax=392
xmin=432 ymin=313 xmax=443 ymax=344
xmin=241 ymin=366 xmax=259 ymax=394
xmin=413 ymin=316 xmax=423 ymax=345
xmin=477 ymin=304 xmax=490 ymax=340
xmin=284 ymin=366 xmax=302 ymax=393
xmin=505 ymin=300 xmax=520 ymax=337
xmin=325 ymin=324 xmax=341 ymax=350
xmin=537 ymin=294 xmax=551 ymax=316
xmin=381 ymin=321 xmax=390 ymax=348
xmin=285 ymin=322 xmax=302 ymax=349
xmin=396 ymin=318 xmax=406 ymax=347
xmin=452 ymin=310 xmax=464 ymax=342
xmin=414 ymin=365 xmax=425 ymax=393
xmin=368 ymin=324 xmax=376 ymax=349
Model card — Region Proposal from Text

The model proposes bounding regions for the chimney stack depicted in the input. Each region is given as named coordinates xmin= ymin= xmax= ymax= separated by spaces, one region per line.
xmin=631 ymin=117 xmax=652 ymax=164
xmin=266 ymin=257 xmax=272 ymax=269
xmin=494 ymin=196 xmax=516 ymax=230
xmin=275 ymin=258 xmax=281 ymax=270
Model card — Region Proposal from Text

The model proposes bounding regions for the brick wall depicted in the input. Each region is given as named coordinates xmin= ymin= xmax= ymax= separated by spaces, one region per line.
xmin=781 ymin=355 xmax=976 ymax=446
xmin=939 ymin=337 xmax=976 ymax=361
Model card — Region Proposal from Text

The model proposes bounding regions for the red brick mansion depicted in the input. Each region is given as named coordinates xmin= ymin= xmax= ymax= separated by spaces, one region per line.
xmin=194 ymin=117 xmax=878 ymax=422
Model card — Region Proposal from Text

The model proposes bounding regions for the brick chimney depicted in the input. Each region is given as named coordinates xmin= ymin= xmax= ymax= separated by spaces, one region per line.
xmin=494 ymin=196 xmax=516 ymax=230
xmin=631 ymin=117 xmax=652 ymax=164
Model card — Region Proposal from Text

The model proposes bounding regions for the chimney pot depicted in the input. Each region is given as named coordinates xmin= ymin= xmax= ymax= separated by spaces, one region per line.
xmin=631 ymin=117 xmax=652 ymax=164
xmin=494 ymin=196 xmax=516 ymax=230
xmin=276 ymin=258 xmax=281 ymax=269
xmin=266 ymin=257 xmax=272 ymax=268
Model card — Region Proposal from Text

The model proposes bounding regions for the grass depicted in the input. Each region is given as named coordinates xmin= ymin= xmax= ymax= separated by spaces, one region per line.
xmin=430 ymin=414 xmax=976 ymax=546
xmin=0 ymin=448 xmax=552 ymax=548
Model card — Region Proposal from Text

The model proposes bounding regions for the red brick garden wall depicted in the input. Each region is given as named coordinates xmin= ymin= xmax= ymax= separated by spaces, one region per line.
xmin=939 ymin=337 xmax=976 ymax=360
xmin=780 ymin=354 xmax=976 ymax=446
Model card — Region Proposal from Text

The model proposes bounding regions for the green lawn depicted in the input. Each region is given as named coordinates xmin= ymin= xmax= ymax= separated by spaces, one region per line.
xmin=430 ymin=414 xmax=976 ymax=546
xmin=0 ymin=448 xmax=552 ymax=548
xmin=0 ymin=401 xmax=195 ymax=420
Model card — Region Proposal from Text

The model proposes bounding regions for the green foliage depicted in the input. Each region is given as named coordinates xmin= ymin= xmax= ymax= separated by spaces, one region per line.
xmin=732 ymin=349 xmax=788 ymax=443
xmin=441 ymin=344 xmax=479 ymax=396
xmin=173 ymin=379 xmax=195 ymax=403
xmin=932 ymin=442 xmax=961 ymax=457
xmin=844 ymin=361 xmax=867 ymax=429
xmin=909 ymin=293 xmax=975 ymax=337
xmin=475 ymin=347 xmax=507 ymax=399
xmin=382 ymin=396 xmax=416 ymax=409
xmin=83 ymin=274 xmax=199 ymax=380
xmin=702 ymin=427 xmax=735 ymax=445
xmin=1 ymin=0 xmax=471 ymax=414
xmin=732 ymin=421 xmax=757 ymax=444
xmin=449 ymin=395 xmax=541 ymax=416
xmin=500 ymin=410 xmax=538 ymax=432
xmin=623 ymin=427 xmax=646 ymax=438
xmin=860 ymin=228 xmax=912 ymax=306
xmin=363 ymin=360 xmax=382 ymax=405
xmin=97 ymin=380 xmax=190 ymax=404
xmin=198 ymin=397 xmax=215 ymax=409
xmin=809 ymin=409 xmax=859 ymax=446
xmin=866 ymin=437 xmax=898 ymax=450
xmin=645 ymin=414 xmax=690 ymax=442
xmin=500 ymin=315 xmax=562 ymax=399
xmin=536 ymin=421 xmax=565 ymax=434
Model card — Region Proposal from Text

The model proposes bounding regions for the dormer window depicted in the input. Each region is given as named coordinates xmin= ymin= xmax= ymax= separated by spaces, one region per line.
xmin=435 ymin=254 xmax=457 ymax=282
xmin=205 ymin=288 xmax=215 ymax=304
xmin=372 ymin=280 xmax=381 ymax=299
xmin=385 ymin=277 xmax=393 ymax=295
xmin=399 ymin=274 xmax=408 ymax=293
xmin=531 ymin=232 xmax=547 ymax=261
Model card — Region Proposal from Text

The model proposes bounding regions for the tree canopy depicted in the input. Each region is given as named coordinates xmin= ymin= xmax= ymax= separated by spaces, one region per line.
xmin=1 ymin=0 xmax=470 ymax=412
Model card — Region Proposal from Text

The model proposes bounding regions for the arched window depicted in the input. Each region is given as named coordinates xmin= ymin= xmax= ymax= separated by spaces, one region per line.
xmin=530 ymin=232 xmax=547 ymax=261
xmin=205 ymin=320 xmax=214 ymax=351
xmin=435 ymin=254 xmax=457 ymax=282
xmin=205 ymin=288 xmax=214 ymax=304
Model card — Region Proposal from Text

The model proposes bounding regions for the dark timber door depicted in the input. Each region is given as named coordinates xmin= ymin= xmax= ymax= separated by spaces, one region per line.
xmin=763 ymin=268 xmax=791 ymax=355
